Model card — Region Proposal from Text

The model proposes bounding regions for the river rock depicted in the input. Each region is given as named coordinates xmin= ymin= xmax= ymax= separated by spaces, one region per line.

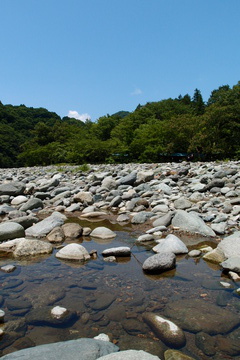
xmin=102 ymin=247 xmax=131 ymax=257
xmin=142 ymin=252 xmax=176 ymax=274
xmin=164 ymin=299 xmax=240 ymax=334
xmin=0 ymin=338 xmax=119 ymax=360
xmin=136 ymin=234 xmax=155 ymax=243
xmin=221 ymin=257 xmax=240 ymax=273
xmin=46 ymin=226 xmax=65 ymax=243
xmin=173 ymin=197 xmax=192 ymax=210
xmin=13 ymin=238 xmax=53 ymax=257
xmin=55 ymin=243 xmax=90 ymax=262
xmin=74 ymin=191 xmax=93 ymax=204
xmin=11 ymin=195 xmax=28 ymax=205
xmin=9 ymin=215 xmax=39 ymax=229
xmin=131 ymin=211 xmax=153 ymax=224
xmin=143 ymin=312 xmax=186 ymax=348
xmin=153 ymin=234 xmax=188 ymax=255
xmin=164 ymin=349 xmax=195 ymax=360
xmin=117 ymin=172 xmax=137 ymax=186
xmin=90 ymin=227 xmax=116 ymax=239
xmin=203 ymin=248 xmax=225 ymax=264
xmin=0 ymin=182 xmax=25 ymax=196
xmin=216 ymin=231 xmax=240 ymax=258
xmin=25 ymin=212 xmax=66 ymax=238
xmin=152 ymin=213 xmax=173 ymax=227
xmin=0 ymin=222 xmax=25 ymax=241
xmin=62 ymin=223 xmax=83 ymax=238
xmin=90 ymin=293 xmax=116 ymax=310
xmin=172 ymin=210 xmax=216 ymax=237
xmin=99 ymin=350 xmax=161 ymax=360
xmin=19 ymin=197 xmax=44 ymax=212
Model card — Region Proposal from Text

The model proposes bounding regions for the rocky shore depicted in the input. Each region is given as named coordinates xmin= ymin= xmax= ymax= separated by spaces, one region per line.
xmin=0 ymin=161 xmax=239 ymax=359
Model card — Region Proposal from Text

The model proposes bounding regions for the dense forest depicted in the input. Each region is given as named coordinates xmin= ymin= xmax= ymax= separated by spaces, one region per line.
xmin=0 ymin=81 xmax=239 ymax=168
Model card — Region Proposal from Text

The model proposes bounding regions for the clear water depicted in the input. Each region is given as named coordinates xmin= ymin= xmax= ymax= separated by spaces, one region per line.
xmin=0 ymin=218 xmax=239 ymax=359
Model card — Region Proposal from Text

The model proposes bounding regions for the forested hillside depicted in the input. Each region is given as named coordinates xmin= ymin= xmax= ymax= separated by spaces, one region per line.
xmin=0 ymin=82 xmax=239 ymax=167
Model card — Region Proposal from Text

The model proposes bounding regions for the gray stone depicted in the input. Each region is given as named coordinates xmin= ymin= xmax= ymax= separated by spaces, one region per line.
xmin=102 ymin=176 xmax=117 ymax=190
xmin=195 ymin=332 xmax=216 ymax=356
xmin=0 ymin=182 xmax=25 ymax=196
xmin=172 ymin=210 xmax=216 ymax=237
xmin=221 ymin=257 xmax=240 ymax=273
xmin=153 ymin=234 xmax=188 ymax=255
xmin=152 ymin=213 xmax=173 ymax=227
xmin=1 ymin=264 xmax=16 ymax=273
xmin=131 ymin=211 xmax=153 ymax=224
xmin=0 ymin=338 xmax=119 ymax=360
xmin=0 ymin=204 xmax=15 ymax=215
xmin=20 ymin=197 xmax=43 ymax=212
xmin=98 ymin=350 xmax=160 ymax=360
xmin=155 ymin=183 xmax=172 ymax=195
xmin=136 ymin=170 xmax=154 ymax=185
xmin=62 ymin=223 xmax=83 ymax=238
xmin=173 ymin=197 xmax=192 ymax=210
xmin=25 ymin=212 xmax=65 ymax=238
xmin=117 ymin=172 xmax=137 ymax=186
xmin=9 ymin=215 xmax=38 ymax=229
xmin=142 ymin=252 xmax=176 ymax=274
xmin=11 ymin=195 xmax=28 ymax=205
xmin=143 ymin=312 xmax=186 ymax=348
xmin=0 ymin=222 xmax=25 ymax=241
xmin=102 ymin=247 xmax=131 ymax=257
xmin=109 ymin=195 xmax=122 ymax=208
xmin=211 ymin=222 xmax=226 ymax=235
xmin=217 ymin=231 xmax=240 ymax=259
xmin=46 ymin=226 xmax=65 ymax=243
xmin=13 ymin=238 xmax=53 ymax=257
xmin=203 ymin=248 xmax=225 ymax=264
xmin=74 ymin=191 xmax=93 ymax=204
xmin=188 ymin=250 xmax=201 ymax=257
xmin=55 ymin=243 xmax=90 ymax=262
xmin=117 ymin=214 xmax=130 ymax=222
xmin=90 ymin=227 xmax=116 ymax=239
xmin=136 ymin=234 xmax=155 ymax=243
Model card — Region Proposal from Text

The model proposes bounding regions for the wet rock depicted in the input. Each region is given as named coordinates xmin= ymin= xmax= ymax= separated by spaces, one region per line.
xmin=117 ymin=214 xmax=130 ymax=222
xmin=203 ymin=248 xmax=225 ymax=264
xmin=91 ymin=293 xmax=116 ymax=310
xmin=6 ymin=298 xmax=32 ymax=312
xmin=164 ymin=299 xmax=240 ymax=334
xmin=216 ymin=291 xmax=232 ymax=306
xmin=221 ymin=256 xmax=240 ymax=273
xmin=13 ymin=238 xmax=53 ymax=257
xmin=0 ymin=309 xmax=5 ymax=322
xmin=164 ymin=349 xmax=195 ymax=360
xmin=55 ymin=243 xmax=90 ymax=262
xmin=1 ymin=264 xmax=16 ymax=273
xmin=98 ymin=350 xmax=161 ymax=360
xmin=25 ymin=212 xmax=66 ymax=238
xmin=195 ymin=332 xmax=216 ymax=356
xmin=62 ymin=222 xmax=83 ymax=238
xmin=153 ymin=234 xmax=188 ymax=255
xmin=172 ymin=210 xmax=216 ymax=237
xmin=102 ymin=247 xmax=131 ymax=257
xmin=23 ymin=282 xmax=66 ymax=307
xmin=122 ymin=318 xmax=145 ymax=335
xmin=0 ymin=204 xmax=15 ymax=215
xmin=90 ymin=227 xmax=116 ymax=239
xmin=142 ymin=252 xmax=176 ymax=274
xmin=136 ymin=234 xmax=155 ymax=243
xmin=216 ymin=332 xmax=240 ymax=356
xmin=9 ymin=215 xmax=39 ymax=229
xmin=143 ymin=312 xmax=186 ymax=348
xmin=188 ymin=250 xmax=201 ymax=257
xmin=0 ymin=222 xmax=25 ymax=242
xmin=26 ymin=307 xmax=78 ymax=327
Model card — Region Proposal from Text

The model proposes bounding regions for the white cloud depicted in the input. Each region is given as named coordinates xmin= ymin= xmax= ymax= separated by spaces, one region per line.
xmin=67 ymin=110 xmax=91 ymax=122
xmin=131 ymin=87 xmax=143 ymax=96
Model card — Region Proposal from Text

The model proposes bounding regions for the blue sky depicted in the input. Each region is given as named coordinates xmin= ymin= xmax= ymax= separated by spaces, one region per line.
xmin=1 ymin=0 xmax=239 ymax=121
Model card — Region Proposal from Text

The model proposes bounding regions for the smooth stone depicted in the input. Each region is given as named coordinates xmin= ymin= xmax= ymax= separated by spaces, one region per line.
xmin=65 ymin=203 xmax=81 ymax=212
xmin=0 ymin=204 xmax=15 ymax=215
xmin=136 ymin=170 xmax=154 ymax=184
xmin=94 ymin=333 xmax=110 ymax=342
xmin=221 ymin=256 xmax=240 ymax=273
xmin=164 ymin=299 xmax=240 ymax=334
xmin=146 ymin=226 xmax=167 ymax=234
xmin=164 ymin=349 xmax=195 ymax=360
xmin=9 ymin=215 xmax=39 ymax=229
xmin=90 ymin=293 xmax=116 ymax=311
xmin=228 ymin=271 xmax=240 ymax=281
xmin=142 ymin=252 xmax=176 ymax=274
xmin=0 ymin=309 xmax=5 ymax=322
xmin=0 ymin=182 xmax=25 ymax=196
xmin=195 ymin=332 xmax=216 ymax=356
xmin=131 ymin=211 xmax=153 ymax=224
xmin=172 ymin=210 xmax=216 ymax=237
xmin=1 ymin=264 xmax=16 ymax=273
xmin=104 ymin=256 xmax=117 ymax=262
xmin=98 ymin=350 xmax=161 ymax=360
xmin=203 ymin=249 xmax=225 ymax=264
xmin=188 ymin=250 xmax=201 ymax=257
xmin=0 ymin=222 xmax=25 ymax=241
xmin=11 ymin=195 xmax=28 ymax=205
xmin=19 ymin=197 xmax=43 ymax=212
xmin=62 ymin=223 xmax=83 ymax=238
xmin=55 ymin=243 xmax=90 ymax=262
xmin=217 ymin=231 xmax=240 ymax=258
xmin=13 ymin=238 xmax=53 ymax=257
xmin=102 ymin=247 xmax=131 ymax=257
xmin=143 ymin=312 xmax=186 ymax=348
xmin=117 ymin=172 xmax=137 ymax=186
xmin=117 ymin=214 xmax=130 ymax=222
xmin=73 ymin=191 xmax=93 ymax=204
xmin=46 ymin=226 xmax=65 ymax=243
xmin=90 ymin=227 xmax=116 ymax=239
xmin=153 ymin=234 xmax=188 ymax=255
xmin=174 ymin=197 xmax=192 ymax=210
xmin=25 ymin=212 xmax=66 ymax=238
xmin=211 ymin=222 xmax=226 ymax=235
xmin=152 ymin=213 xmax=173 ymax=227
xmin=136 ymin=234 xmax=155 ymax=243
xmin=51 ymin=306 xmax=68 ymax=319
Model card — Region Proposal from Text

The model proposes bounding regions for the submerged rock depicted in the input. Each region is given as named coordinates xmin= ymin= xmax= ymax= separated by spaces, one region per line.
xmin=98 ymin=350 xmax=161 ymax=360
xmin=143 ymin=312 xmax=186 ymax=348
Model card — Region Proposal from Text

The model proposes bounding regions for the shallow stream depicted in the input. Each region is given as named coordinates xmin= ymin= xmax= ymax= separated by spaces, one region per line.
xmin=0 ymin=217 xmax=240 ymax=359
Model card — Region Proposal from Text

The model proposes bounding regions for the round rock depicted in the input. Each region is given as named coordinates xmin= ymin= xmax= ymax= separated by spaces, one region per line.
xmin=55 ymin=243 xmax=90 ymax=262
xmin=90 ymin=227 xmax=116 ymax=239
xmin=142 ymin=252 xmax=176 ymax=274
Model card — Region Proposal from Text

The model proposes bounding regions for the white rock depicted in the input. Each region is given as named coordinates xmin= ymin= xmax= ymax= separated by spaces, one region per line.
xmin=51 ymin=306 xmax=68 ymax=319
xmin=90 ymin=227 xmax=116 ymax=239
xmin=94 ymin=333 xmax=110 ymax=342
xmin=55 ymin=243 xmax=90 ymax=261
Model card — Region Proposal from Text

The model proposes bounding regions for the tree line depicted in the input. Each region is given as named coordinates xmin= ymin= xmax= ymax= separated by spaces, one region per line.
xmin=0 ymin=81 xmax=239 ymax=167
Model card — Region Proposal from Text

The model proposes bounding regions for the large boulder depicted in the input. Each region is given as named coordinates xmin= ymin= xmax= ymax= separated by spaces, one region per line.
xmin=142 ymin=252 xmax=176 ymax=274
xmin=143 ymin=312 xmax=186 ymax=348
xmin=25 ymin=212 xmax=66 ymax=238
xmin=172 ymin=210 xmax=216 ymax=237
xmin=0 ymin=222 xmax=25 ymax=241
xmin=153 ymin=234 xmax=188 ymax=255
xmin=55 ymin=243 xmax=90 ymax=262
xmin=0 ymin=338 xmax=119 ymax=360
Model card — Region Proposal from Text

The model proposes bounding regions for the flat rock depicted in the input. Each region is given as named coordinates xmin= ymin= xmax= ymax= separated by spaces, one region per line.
xmin=143 ymin=312 xmax=186 ymax=348
xmin=0 ymin=182 xmax=25 ymax=196
xmin=46 ymin=226 xmax=65 ymax=243
xmin=62 ymin=223 xmax=83 ymax=238
xmin=25 ymin=212 xmax=66 ymax=238
xmin=90 ymin=293 xmax=116 ymax=311
xmin=142 ymin=252 xmax=176 ymax=274
xmin=90 ymin=227 xmax=116 ymax=239
xmin=55 ymin=243 xmax=90 ymax=262
xmin=164 ymin=349 xmax=195 ymax=360
xmin=13 ymin=238 xmax=53 ymax=257
xmin=217 ymin=231 xmax=240 ymax=259
xmin=153 ymin=234 xmax=188 ymax=255
xmin=152 ymin=213 xmax=173 ymax=227
xmin=0 ymin=222 xmax=25 ymax=241
xmin=20 ymin=198 xmax=43 ymax=212
xmin=221 ymin=256 xmax=240 ymax=273
xmin=164 ymin=299 xmax=240 ymax=335
xmin=98 ymin=350 xmax=161 ymax=360
xmin=9 ymin=215 xmax=38 ymax=229
xmin=0 ymin=338 xmax=119 ymax=360
xmin=172 ymin=210 xmax=216 ymax=237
